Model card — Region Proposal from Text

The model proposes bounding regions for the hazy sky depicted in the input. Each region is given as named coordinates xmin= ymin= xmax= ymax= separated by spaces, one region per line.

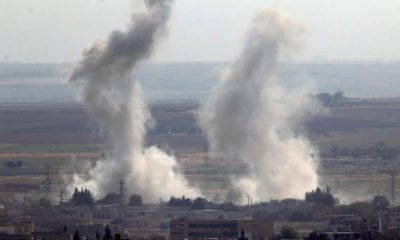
xmin=0 ymin=0 xmax=400 ymax=63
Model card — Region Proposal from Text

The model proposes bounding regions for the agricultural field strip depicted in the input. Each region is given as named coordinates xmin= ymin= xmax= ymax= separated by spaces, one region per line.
xmin=0 ymin=152 xmax=100 ymax=158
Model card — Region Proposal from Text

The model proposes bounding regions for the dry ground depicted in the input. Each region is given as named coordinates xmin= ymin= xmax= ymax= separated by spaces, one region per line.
xmin=1 ymin=100 xmax=400 ymax=201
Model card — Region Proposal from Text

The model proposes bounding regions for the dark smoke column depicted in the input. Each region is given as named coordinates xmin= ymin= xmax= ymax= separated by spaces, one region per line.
xmin=69 ymin=0 xmax=199 ymax=201
xmin=199 ymin=7 xmax=319 ymax=203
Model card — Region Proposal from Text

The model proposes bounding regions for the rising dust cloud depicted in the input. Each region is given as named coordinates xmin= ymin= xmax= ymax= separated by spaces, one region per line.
xmin=68 ymin=1 xmax=320 ymax=204
xmin=68 ymin=0 xmax=199 ymax=202
xmin=199 ymin=7 xmax=320 ymax=203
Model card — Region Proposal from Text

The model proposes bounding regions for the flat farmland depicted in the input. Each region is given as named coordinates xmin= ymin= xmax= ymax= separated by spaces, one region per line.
xmin=1 ymin=99 xmax=400 ymax=200
xmin=2 ymin=101 xmax=400 ymax=152
xmin=312 ymin=103 xmax=400 ymax=151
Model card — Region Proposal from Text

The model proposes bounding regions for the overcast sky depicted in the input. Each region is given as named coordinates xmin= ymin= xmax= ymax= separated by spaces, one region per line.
xmin=0 ymin=0 xmax=399 ymax=63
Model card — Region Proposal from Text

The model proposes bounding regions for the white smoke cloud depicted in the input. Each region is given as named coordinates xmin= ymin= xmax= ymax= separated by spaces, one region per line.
xmin=68 ymin=0 xmax=199 ymax=202
xmin=199 ymin=7 xmax=320 ymax=203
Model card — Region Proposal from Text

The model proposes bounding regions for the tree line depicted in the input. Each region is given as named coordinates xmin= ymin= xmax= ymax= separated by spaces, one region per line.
xmin=328 ymin=142 xmax=400 ymax=160
xmin=316 ymin=91 xmax=346 ymax=107
xmin=167 ymin=196 xmax=239 ymax=211
xmin=71 ymin=188 xmax=142 ymax=207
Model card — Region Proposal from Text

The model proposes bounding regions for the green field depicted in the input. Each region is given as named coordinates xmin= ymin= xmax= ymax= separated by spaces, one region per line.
xmin=0 ymin=144 xmax=101 ymax=153
xmin=1 ymin=101 xmax=400 ymax=202
xmin=315 ymin=128 xmax=400 ymax=152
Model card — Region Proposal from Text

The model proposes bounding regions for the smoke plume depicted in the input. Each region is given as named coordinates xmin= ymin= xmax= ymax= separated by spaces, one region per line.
xmin=69 ymin=0 xmax=199 ymax=201
xmin=199 ymin=7 xmax=320 ymax=203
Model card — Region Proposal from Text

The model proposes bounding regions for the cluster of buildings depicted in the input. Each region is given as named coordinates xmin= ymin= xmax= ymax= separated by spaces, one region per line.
xmin=2 ymin=200 xmax=400 ymax=240
xmin=0 ymin=222 xmax=34 ymax=240
xmin=170 ymin=218 xmax=273 ymax=240
xmin=0 ymin=202 xmax=252 ymax=240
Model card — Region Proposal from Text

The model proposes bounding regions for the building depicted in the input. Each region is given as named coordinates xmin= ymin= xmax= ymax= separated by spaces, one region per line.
xmin=324 ymin=215 xmax=381 ymax=240
xmin=170 ymin=218 xmax=273 ymax=240
xmin=377 ymin=207 xmax=400 ymax=228
xmin=238 ymin=220 xmax=274 ymax=240
xmin=0 ymin=222 xmax=34 ymax=240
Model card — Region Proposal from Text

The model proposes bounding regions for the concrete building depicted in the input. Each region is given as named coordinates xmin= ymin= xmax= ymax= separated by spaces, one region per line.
xmin=378 ymin=207 xmax=400 ymax=228
xmin=170 ymin=218 xmax=273 ymax=240
xmin=324 ymin=215 xmax=381 ymax=240
xmin=0 ymin=222 xmax=34 ymax=240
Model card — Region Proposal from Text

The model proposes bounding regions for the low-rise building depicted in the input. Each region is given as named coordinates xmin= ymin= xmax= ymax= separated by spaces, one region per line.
xmin=0 ymin=222 xmax=34 ymax=240
xmin=170 ymin=218 xmax=273 ymax=240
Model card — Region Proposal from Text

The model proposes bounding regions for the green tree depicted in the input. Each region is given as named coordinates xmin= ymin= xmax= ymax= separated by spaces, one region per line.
xmin=96 ymin=193 xmax=119 ymax=205
xmin=316 ymin=93 xmax=332 ymax=107
xmin=71 ymin=187 xmax=94 ymax=206
xmin=104 ymin=226 xmax=113 ymax=240
xmin=372 ymin=195 xmax=390 ymax=210
xmin=191 ymin=197 xmax=208 ymax=210
xmin=305 ymin=186 xmax=335 ymax=207
xmin=73 ymin=230 xmax=81 ymax=240
xmin=333 ymin=91 xmax=344 ymax=100
xmin=167 ymin=196 xmax=192 ymax=207
xmin=280 ymin=226 xmax=298 ymax=239
xmin=238 ymin=229 xmax=248 ymax=240
xmin=316 ymin=91 xmax=345 ymax=107
xmin=128 ymin=194 xmax=143 ymax=206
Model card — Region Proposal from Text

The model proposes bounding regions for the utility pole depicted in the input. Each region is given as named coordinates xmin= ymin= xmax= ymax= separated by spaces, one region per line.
xmin=118 ymin=179 xmax=126 ymax=231
xmin=390 ymin=171 xmax=396 ymax=204
xmin=382 ymin=170 xmax=397 ymax=205
xmin=59 ymin=188 xmax=65 ymax=205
